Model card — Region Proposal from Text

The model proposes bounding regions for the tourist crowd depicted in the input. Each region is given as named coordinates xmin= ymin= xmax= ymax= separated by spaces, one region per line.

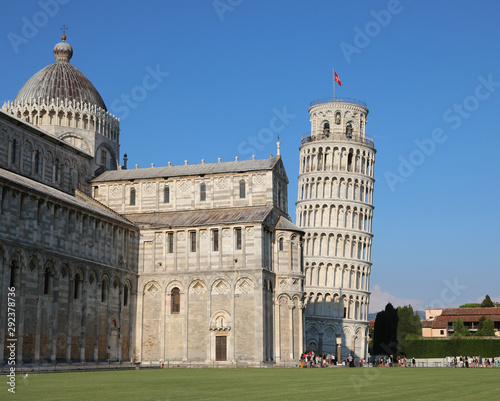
xmin=299 ymin=351 xmax=364 ymax=368
xmin=451 ymin=356 xmax=499 ymax=368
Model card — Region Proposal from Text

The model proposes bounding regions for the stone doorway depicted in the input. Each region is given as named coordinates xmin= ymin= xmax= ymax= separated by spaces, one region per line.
xmin=215 ymin=336 xmax=227 ymax=361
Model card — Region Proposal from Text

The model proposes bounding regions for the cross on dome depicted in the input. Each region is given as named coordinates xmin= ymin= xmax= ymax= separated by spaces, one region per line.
xmin=60 ymin=24 xmax=69 ymax=41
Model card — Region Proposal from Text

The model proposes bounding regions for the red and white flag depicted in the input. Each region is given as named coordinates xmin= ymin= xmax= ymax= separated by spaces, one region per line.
xmin=334 ymin=70 xmax=342 ymax=86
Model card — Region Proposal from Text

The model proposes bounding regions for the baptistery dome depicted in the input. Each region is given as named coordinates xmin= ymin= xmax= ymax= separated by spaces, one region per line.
xmin=14 ymin=37 xmax=107 ymax=110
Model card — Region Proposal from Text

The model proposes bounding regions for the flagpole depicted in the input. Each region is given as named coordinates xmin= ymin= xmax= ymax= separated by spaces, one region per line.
xmin=332 ymin=68 xmax=335 ymax=101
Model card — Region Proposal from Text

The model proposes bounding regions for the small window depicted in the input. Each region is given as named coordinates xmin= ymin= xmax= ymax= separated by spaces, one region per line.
xmin=239 ymin=180 xmax=246 ymax=199
xmin=171 ymin=287 xmax=180 ymax=314
xmin=343 ymin=307 xmax=347 ymax=318
xmin=11 ymin=139 xmax=17 ymax=164
xmin=213 ymin=229 xmax=219 ymax=252
xmin=9 ymin=261 xmax=18 ymax=289
xmin=278 ymin=237 xmax=284 ymax=251
xmin=93 ymin=186 xmax=99 ymax=197
xmin=164 ymin=186 xmax=170 ymax=203
xmin=346 ymin=123 xmax=353 ymax=138
xmin=123 ymin=284 xmax=129 ymax=306
xmin=101 ymin=278 xmax=108 ymax=302
xmin=200 ymin=183 xmax=206 ymax=201
xmin=190 ymin=231 xmax=196 ymax=252
xmin=55 ymin=159 xmax=61 ymax=183
xmin=43 ymin=268 xmax=52 ymax=295
xmin=323 ymin=122 xmax=330 ymax=133
xmin=130 ymin=188 xmax=136 ymax=205
xmin=34 ymin=150 xmax=40 ymax=174
xmin=235 ymin=228 xmax=242 ymax=250
xmin=100 ymin=149 xmax=107 ymax=166
xmin=167 ymin=232 xmax=174 ymax=253
xmin=74 ymin=273 xmax=82 ymax=299
xmin=440 ymin=330 xmax=444 ymax=335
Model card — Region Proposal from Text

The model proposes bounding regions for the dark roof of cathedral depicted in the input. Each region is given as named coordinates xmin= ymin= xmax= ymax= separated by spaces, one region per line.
xmin=123 ymin=206 xmax=275 ymax=228
xmin=0 ymin=167 xmax=134 ymax=227
xmin=275 ymin=216 xmax=303 ymax=233
xmin=92 ymin=158 xmax=281 ymax=182
xmin=13 ymin=38 xmax=107 ymax=110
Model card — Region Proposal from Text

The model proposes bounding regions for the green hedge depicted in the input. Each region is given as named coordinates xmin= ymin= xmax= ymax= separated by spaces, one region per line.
xmin=406 ymin=338 xmax=500 ymax=358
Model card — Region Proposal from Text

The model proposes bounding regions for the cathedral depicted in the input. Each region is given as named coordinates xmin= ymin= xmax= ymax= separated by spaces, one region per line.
xmin=0 ymin=35 xmax=374 ymax=366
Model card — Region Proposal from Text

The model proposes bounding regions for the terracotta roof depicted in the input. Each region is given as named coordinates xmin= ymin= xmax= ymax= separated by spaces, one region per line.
xmin=440 ymin=307 xmax=500 ymax=316
xmin=92 ymin=158 xmax=281 ymax=182
xmin=426 ymin=308 xmax=500 ymax=329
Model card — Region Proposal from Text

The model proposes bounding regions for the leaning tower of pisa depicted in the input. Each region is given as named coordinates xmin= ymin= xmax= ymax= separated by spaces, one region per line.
xmin=297 ymin=96 xmax=376 ymax=362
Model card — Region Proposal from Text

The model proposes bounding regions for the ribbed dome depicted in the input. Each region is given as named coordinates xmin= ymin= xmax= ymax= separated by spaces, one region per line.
xmin=14 ymin=39 xmax=107 ymax=111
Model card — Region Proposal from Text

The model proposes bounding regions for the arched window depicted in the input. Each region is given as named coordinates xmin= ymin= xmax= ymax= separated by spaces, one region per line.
xmin=100 ymin=149 xmax=107 ymax=166
xmin=323 ymin=121 xmax=330 ymax=134
xmin=278 ymin=237 xmax=284 ymax=251
xmin=239 ymin=180 xmax=246 ymax=199
xmin=347 ymin=152 xmax=353 ymax=172
xmin=335 ymin=112 xmax=341 ymax=125
xmin=43 ymin=268 xmax=53 ymax=295
xmin=171 ymin=287 xmax=180 ymax=314
xmin=54 ymin=159 xmax=61 ymax=183
xmin=130 ymin=188 xmax=136 ymax=205
xmin=163 ymin=186 xmax=170 ymax=203
xmin=10 ymin=139 xmax=17 ymax=164
xmin=9 ymin=260 xmax=19 ymax=289
xmin=123 ymin=284 xmax=129 ymax=306
xmin=200 ymin=183 xmax=206 ymax=201
xmin=74 ymin=273 xmax=82 ymax=299
xmin=101 ymin=277 xmax=108 ymax=302
xmin=346 ymin=123 xmax=353 ymax=138
xmin=34 ymin=150 xmax=40 ymax=174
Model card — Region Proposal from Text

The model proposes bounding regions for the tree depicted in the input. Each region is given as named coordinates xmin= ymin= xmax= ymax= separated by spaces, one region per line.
xmin=480 ymin=295 xmax=495 ymax=308
xmin=459 ymin=303 xmax=481 ymax=308
xmin=397 ymin=305 xmax=422 ymax=355
xmin=452 ymin=316 xmax=470 ymax=337
xmin=475 ymin=317 xmax=495 ymax=336
xmin=373 ymin=303 xmax=399 ymax=355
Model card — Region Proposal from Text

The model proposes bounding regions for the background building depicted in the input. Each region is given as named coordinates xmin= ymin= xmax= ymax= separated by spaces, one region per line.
xmin=296 ymin=97 xmax=375 ymax=361
xmin=422 ymin=307 xmax=500 ymax=338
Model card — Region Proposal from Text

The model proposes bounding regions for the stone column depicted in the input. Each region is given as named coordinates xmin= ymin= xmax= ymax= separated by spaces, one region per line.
xmin=0 ymin=256 xmax=8 ymax=362
xmin=50 ymin=272 xmax=60 ymax=362
xmin=289 ymin=303 xmax=294 ymax=361
xmin=66 ymin=278 xmax=74 ymax=362
xmin=273 ymin=300 xmax=280 ymax=363
xmin=17 ymin=264 xmax=26 ymax=364
xmin=117 ymin=283 xmax=124 ymax=362
xmin=93 ymin=281 xmax=100 ymax=362
xmin=133 ymin=289 xmax=143 ymax=363
xmin=34 ymin=266 xmax=43 ymax=363
xmin=79 ymin=271 xmax=88 ymax=362
xmin=183 ymin=288 xmax=189 ymax=361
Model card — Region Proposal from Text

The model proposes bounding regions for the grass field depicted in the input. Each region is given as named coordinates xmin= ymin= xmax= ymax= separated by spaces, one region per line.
xmin=4 ymin=367 xmax=499 ymax=401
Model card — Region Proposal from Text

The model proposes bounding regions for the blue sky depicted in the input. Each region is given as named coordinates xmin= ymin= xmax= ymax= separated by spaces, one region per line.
xmin=2 ymin=0 xmax=500 ymax=312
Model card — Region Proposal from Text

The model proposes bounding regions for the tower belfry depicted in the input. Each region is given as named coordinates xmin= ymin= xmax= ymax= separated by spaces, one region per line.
xmin=296 ymin=95 xmax=376 ymax=361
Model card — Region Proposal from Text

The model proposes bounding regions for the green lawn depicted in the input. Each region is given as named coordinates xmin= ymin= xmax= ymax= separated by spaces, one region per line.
xmin=4 ymin=367 xmax=499 ymax=401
